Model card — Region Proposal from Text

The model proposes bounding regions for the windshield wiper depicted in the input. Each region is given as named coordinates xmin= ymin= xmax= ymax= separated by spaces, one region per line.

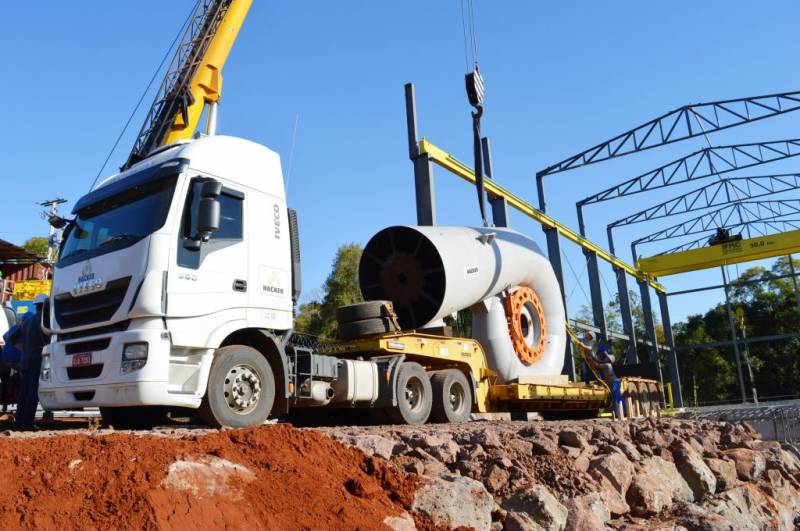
xmin=99 ymin=233 xmax=139 ymax=248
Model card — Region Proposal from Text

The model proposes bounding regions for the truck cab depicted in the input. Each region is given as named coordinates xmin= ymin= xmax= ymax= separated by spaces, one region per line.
xmin=40 ymin=135 xmax=299 ymax=426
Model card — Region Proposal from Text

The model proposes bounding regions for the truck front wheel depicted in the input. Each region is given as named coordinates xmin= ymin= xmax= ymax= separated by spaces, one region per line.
xmin=199 ymin=345 xmax=275 ymax=428
xmin=387 ymin=362 xmax=432 ymax=425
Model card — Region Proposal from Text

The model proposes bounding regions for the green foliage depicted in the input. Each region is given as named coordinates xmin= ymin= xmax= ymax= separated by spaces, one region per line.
xmin=675 ymin=257 xmax=800 ymax=405
xmin=22 ymin=236 xmax=49 ymax=259
xmin=294 ymin=243 xmax=363 ymax=338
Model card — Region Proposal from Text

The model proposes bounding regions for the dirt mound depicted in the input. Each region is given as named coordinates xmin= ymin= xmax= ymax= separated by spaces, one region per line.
xmin=0 ymin=425 xmax=416 ymax=530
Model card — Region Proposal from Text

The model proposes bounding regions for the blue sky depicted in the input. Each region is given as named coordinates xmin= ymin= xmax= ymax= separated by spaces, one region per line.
xmin=2 ymin=1 xmax=799 ymax=327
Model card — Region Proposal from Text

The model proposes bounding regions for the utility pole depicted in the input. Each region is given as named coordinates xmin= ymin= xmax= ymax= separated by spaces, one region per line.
xmin=39 ymin=198 xmax=67 ymax=264
xmin=735 ymin=307 xmax=758 ymax=406
xmin=721 ymin=266 xmax=748 ymax=403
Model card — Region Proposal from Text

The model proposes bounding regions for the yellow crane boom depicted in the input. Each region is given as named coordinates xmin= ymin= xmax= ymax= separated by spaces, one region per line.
xmin=124 ymin=0 xmax=252 ymax=169
xmin=162 ymin=0 xmax=252 ymax=145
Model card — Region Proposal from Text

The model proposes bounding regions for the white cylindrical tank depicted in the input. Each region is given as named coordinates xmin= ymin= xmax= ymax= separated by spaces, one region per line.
xmin=359 ymin=226 xmax=566 ymax=381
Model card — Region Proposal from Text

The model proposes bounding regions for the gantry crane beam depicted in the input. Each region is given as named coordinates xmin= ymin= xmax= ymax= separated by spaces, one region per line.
xmin=124 ymin=0 xmax=252 ymax=169
xmin=537 ymin=90 xmax=800 ymax=178
xmin=661 ymin=218 xmax=800 ymax=254
xmin=607 ymin=174 xmax=800 ymax=229
xmin=631 ymin=200 xmax=800 ymax=258
xmin=636 ymin=228 xmax=800 ymax=277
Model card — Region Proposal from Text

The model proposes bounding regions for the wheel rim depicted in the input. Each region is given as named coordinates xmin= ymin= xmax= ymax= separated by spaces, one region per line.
xmin=223 ymin=364 xmax=262 ymax=415
xmin=404 ymin=376 xmax=425 ymax=413
xmin=448 ymin=381 xmax=466 ymax=414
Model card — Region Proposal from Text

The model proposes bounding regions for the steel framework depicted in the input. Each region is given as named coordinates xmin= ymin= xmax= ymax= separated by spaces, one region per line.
xmin=535 ymin=92 xmax=800 ymax=411
xmin=631 ymin=200 xmax=800 ymax=258
xmin=578 ymin=139 xmax=800 ymax=208
xmin=607 ymin=174 xmax=800 ymax=231
xmin=537 ymin=90 xmax=800 ymax=178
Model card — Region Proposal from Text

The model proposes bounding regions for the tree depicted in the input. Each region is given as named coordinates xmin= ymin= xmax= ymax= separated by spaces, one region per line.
xmin=22 ymin=236 xmax=49 ymax=259
xmin=673 ymin=256 xmax=800 ymax=404
xmin=294 ymin=244 xmax=363 ymax=337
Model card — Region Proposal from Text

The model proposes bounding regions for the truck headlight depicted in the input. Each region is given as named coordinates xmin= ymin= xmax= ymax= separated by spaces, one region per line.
xmin=40 ymin=354 xmax=51 ymax=382
xmin=122 ymin=342 xmax=148 ymax=373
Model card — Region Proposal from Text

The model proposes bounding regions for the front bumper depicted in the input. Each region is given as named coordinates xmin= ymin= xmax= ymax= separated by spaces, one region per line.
xmin=39 ymin=324 xmax=208 ymax=409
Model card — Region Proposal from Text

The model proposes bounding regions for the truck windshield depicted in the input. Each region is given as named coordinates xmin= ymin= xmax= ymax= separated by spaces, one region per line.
xmin=58 ymin=176 xmax=178 ymax=267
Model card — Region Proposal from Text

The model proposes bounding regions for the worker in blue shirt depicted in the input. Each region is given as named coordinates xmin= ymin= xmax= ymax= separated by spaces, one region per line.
xmin=15 ymin=294 xmax=50 ymax=430
xmin=583 ymin=333 xmax=626 ymax=418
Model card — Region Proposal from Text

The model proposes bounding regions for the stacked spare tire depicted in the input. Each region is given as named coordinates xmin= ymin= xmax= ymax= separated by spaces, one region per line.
xmin=335 ymin=300 xmax=401 ymax=340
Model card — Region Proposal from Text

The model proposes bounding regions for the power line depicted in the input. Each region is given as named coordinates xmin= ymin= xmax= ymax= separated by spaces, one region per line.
xmin=90 ymin=4 xmax=195 ymax=190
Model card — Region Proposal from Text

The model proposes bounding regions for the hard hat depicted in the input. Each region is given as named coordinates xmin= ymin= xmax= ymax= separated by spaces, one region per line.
xmin=583 ymin=332 xmax=594 ymax=340
xmin=33 ymin=293 xmax=49 ymax=305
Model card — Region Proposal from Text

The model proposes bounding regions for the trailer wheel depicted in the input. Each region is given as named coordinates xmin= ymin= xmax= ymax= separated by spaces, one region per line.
xmin=429 ymin=369 xmax=472 ymax=423
xmin=387 ymin=362 xmax=432 ymax=425
xmin=336 ymin=301 xmax=392 ymax=323
xmin=337 ymin=317 xmax=397 ymax=340
xmin=199 ymin=345 xmax=275 ymax=428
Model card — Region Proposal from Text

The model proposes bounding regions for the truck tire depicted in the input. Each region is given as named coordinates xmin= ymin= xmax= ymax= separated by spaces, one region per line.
xmin=336 ymin=301 xmax=391 ymax=323
xmin=337 ymin=317 xmax=397 ymax=340
xmin=199 ymin=345 xmax=275 ymax=428
xmin=99 ymin=406 xmax=168 ymax=429
xmin=387 ymin=362 xmax=432 ymax=425
xmin=429 ymin=369 xmax=472 ymax=423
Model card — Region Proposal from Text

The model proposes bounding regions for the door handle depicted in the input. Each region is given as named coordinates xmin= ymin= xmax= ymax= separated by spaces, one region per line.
xmin=232 ymin=279 xmax=248 ymax=292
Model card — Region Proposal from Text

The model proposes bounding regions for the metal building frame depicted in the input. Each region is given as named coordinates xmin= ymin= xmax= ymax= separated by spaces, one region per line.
xmin=536 ymin=92 xmax=800 ymax=410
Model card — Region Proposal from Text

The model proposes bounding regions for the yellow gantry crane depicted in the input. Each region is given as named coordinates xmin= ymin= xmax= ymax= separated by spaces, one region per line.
xmin=123 ymin=0 xmax=252 ymax=170
xmin=637 ymin=229 xmax=800 ymax=277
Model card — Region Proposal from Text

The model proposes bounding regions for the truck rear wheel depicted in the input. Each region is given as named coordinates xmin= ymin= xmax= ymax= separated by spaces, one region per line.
xmin=429 ymin=369 xmax=472 ymax=423
xmin=387 ymin=362 xmax=432 ymax=425
xmin=199 ymin=345 xmax=275 ymax=428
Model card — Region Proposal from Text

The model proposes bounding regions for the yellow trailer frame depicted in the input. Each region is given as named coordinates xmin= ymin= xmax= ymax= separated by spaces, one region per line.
xmin=335 ymin=331 xmax=662 ymax=417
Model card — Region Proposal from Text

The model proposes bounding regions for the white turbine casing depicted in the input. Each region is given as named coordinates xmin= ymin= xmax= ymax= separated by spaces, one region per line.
xmin=359 ymin=226 xmax=566 ymax=381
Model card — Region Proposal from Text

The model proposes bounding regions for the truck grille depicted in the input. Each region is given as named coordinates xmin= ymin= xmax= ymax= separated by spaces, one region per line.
xmin=67 ymin=364 xmax=104 ymax=380
xmin=65 ymin=338 xmax=111 ymax=354
xmin=54 ymin=277 xmax=131 ymax=329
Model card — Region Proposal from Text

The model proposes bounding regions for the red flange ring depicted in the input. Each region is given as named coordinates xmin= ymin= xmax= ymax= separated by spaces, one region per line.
xmin=503 ymin=287 xmax=547 ymax=365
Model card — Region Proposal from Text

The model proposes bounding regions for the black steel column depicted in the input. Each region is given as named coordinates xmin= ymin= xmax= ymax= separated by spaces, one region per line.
xmin=482 ymin=137 xmax=508 ymax=228
xmin=577 ymin=205 xmax=608 ymax=342
xmin=537 ymin=173 xmax=575 ymax=380
xmin=607 ymin=227 xmax=637 ymax=363
xmin=657 ymin=290 xmax=683 ymax=407
xmin=405 ymin=83 xmax=436 ymax=226
xmin=637 ymin=280 xmax=662 ymax=366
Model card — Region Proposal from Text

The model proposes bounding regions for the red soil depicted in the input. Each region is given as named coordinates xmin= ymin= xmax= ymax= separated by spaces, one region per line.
xmin=0 ymin=425 xmax=417 ymax=530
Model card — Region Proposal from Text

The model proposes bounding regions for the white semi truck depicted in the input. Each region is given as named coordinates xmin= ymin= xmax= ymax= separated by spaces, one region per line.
xmin=37 ymin=0 xmax=662 ymax=428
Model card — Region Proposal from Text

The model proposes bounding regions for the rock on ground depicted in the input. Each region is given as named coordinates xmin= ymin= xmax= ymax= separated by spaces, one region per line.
xmin=411 ymin=473 xmax=493 ymax=531
xmin=319 ymin=417 xmax=800 ymax=530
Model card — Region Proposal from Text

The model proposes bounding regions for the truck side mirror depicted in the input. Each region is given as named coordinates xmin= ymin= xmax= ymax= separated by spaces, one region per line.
xmin=185 ymin=180 xmax=222 ymax=250
xmin=197 ymin=198 xmax=220 ymax=236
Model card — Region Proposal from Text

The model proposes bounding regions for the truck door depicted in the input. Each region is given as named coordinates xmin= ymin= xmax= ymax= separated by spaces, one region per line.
xmin=168 ymin=178 xmax=248 ymax=328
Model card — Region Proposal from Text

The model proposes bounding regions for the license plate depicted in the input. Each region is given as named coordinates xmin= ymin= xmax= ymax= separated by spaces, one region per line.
xmin=72 ymin=353 xmax=92 ymax=367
